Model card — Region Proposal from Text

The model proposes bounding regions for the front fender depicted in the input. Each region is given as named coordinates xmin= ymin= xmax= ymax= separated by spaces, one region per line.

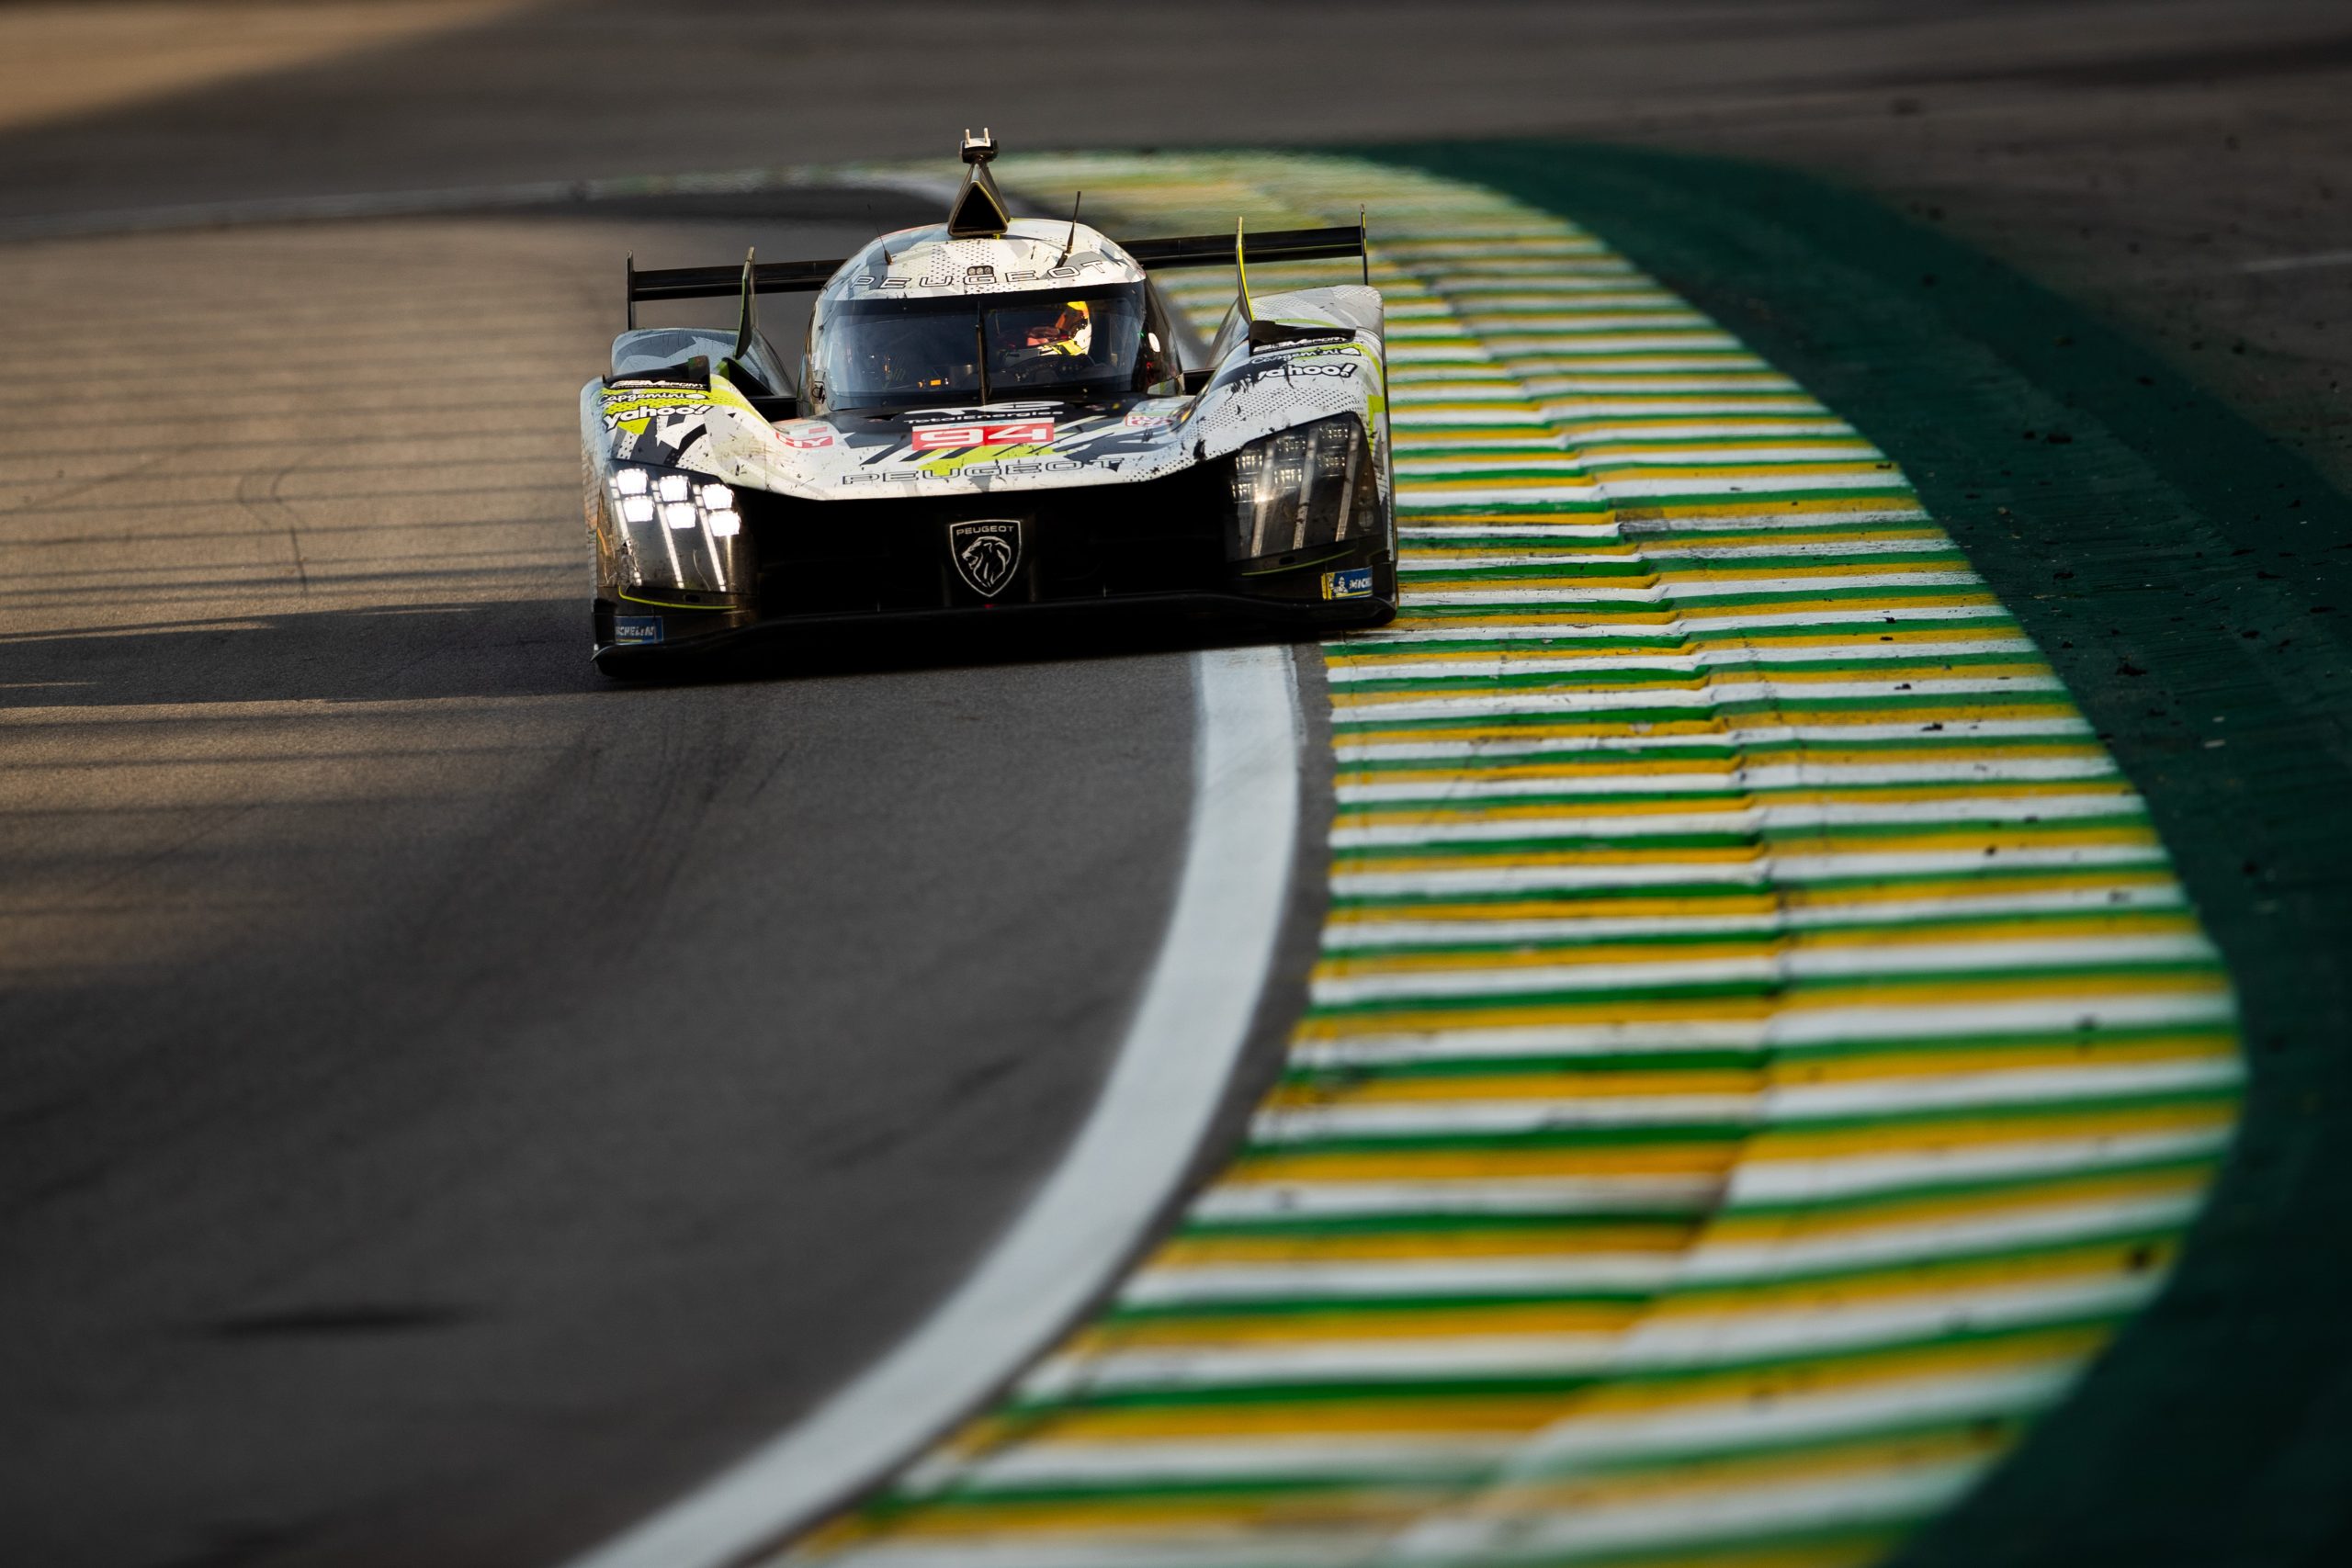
xmin=1184 ymin=286 xmax=1388 ymax=475
xmin=580 ymin=382 xmax=755 ymax=604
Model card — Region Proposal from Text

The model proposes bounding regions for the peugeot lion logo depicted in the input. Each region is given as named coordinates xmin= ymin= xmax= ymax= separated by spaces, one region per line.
xmin=947 ymin=518 xmax=1023 ymax=598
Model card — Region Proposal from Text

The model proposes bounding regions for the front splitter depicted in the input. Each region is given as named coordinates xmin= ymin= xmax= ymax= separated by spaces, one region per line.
xmin=590 ymin=588 xmax=1396 ymax=677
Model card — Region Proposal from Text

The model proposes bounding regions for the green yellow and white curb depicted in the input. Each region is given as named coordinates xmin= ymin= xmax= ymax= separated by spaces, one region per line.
xmin=779 ymin=152 xmax=2241 ymax=1568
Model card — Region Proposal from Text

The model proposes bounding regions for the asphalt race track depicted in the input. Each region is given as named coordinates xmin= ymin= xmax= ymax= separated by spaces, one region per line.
xmin=3 ymin=4 xmax=2349 ymax=1566
xmin=0 ymin=204 xmax=1252 ymax=1565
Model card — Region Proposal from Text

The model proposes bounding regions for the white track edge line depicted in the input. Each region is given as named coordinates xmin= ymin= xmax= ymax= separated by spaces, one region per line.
xmin=560 ymin=643 xmax=1304 ymax=1568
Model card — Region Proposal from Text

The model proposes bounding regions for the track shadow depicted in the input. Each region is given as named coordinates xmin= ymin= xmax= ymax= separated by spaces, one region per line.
xmin=0 ymin=599 xmax=593 ymax=708
xmin=0 ymin=596 xmax=1326 ymax=709
xmin=608 ymin=609 xmax=1330 ymax=691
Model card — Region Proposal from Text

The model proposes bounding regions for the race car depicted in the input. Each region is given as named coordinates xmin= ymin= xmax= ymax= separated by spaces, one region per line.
xmin=580 ymin=130 xmax=1395 ymax=671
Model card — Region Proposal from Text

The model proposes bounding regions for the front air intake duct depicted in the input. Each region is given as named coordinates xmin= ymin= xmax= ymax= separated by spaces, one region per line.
xmin=947 ymin=127 xmax=1012 ymax=238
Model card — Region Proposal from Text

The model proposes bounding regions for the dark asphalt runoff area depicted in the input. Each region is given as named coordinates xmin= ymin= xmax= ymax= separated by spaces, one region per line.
xmin=3 ymin=3 xmax=2349 ymax=1565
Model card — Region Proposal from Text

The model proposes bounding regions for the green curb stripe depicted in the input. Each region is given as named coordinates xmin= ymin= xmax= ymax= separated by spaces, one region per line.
xmin=775 ymin=153 xmax=2243 ymax=1568
xmin=1320 ymin=861 xmax=2169 ymax=906
xmin=1329 ymin=668 xmax=2052 ymax=694
xmin=1329 ymin=781 xmax=2137 ymax=808
xmin=1319 ymin=919 xmax=2188 ymax=960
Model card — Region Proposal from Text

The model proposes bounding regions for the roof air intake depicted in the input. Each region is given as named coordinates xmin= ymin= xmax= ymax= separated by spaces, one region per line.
xmin=947 ymin=127 xmax=1012 ymax=238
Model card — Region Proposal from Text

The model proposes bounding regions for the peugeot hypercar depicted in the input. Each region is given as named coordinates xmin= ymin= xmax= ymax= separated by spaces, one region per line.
xmin=581 ymin=131 xmax=1396 ymax=671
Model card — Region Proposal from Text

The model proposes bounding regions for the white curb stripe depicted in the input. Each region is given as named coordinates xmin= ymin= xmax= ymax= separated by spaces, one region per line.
xmin=562 ymin=646 xmax=1304 ymax=1568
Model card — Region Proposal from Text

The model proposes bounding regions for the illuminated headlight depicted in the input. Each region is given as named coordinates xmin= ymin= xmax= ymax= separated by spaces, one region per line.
xmin=609 ymin=466 xmax=750 ymax=537
xmin=599 ymin=463 xmax=752 ymax=595
xmin=1225 ymin=414 xmax=1367 ymax=559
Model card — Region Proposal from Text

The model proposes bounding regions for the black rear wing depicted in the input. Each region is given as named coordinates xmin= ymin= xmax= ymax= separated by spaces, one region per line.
xmin=623 ymin=222 xmax=1369 ymax=323
xmin=625 ymin=254 xmax=838 ymax=327
xmin=1122 ymin=223 xmax=1368 ymax=270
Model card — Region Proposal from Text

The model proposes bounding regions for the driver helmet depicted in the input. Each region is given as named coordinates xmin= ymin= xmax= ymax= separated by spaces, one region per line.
xmin=1018 ymin=299 xmax=1093 ymax=359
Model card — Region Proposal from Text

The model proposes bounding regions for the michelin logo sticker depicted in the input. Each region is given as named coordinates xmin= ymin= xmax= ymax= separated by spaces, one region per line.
xmin=613 ymin=615 xmax=663 ymax=644
xmin=1320 ymin=567 xmax=1374 ymax=601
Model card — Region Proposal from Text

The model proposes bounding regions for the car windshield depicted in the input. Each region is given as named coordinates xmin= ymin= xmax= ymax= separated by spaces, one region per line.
xmin=814 ymin=282 xmax=1173 ymax=414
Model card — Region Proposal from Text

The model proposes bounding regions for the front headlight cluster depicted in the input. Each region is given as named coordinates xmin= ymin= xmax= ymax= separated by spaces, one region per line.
xmin=609 ymin=465 xmax=741 ymax=537
xmin=598 ymin=463 xmax=751 ymax=595
xmin=1225 ymin=414 xmax=1368 ymax=560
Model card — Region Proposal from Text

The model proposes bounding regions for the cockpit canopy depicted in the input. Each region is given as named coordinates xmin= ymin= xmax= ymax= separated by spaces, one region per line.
xmin=809 ymin=281 xmax=1180 ymax=416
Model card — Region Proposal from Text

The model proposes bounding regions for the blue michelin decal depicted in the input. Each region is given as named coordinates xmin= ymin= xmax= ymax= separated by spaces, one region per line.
xmin=1320 ymin=567 xmax=1374 ymax=601
xmin=613 ymin=615 xmax=664 ymax=645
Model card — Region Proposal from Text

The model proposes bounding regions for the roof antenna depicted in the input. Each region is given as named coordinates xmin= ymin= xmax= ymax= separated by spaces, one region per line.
xmin=1057 ymin=190 xmax=1083 ymax=265
xmin=871 ymin=200 xmax=893 ymax=266
xmin=1359 ymin=205 xmax=1370 ymax=286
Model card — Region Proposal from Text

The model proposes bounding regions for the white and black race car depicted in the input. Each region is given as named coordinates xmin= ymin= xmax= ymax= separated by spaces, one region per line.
xmin=581 ymin=131 xmax=1394 ymax=671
